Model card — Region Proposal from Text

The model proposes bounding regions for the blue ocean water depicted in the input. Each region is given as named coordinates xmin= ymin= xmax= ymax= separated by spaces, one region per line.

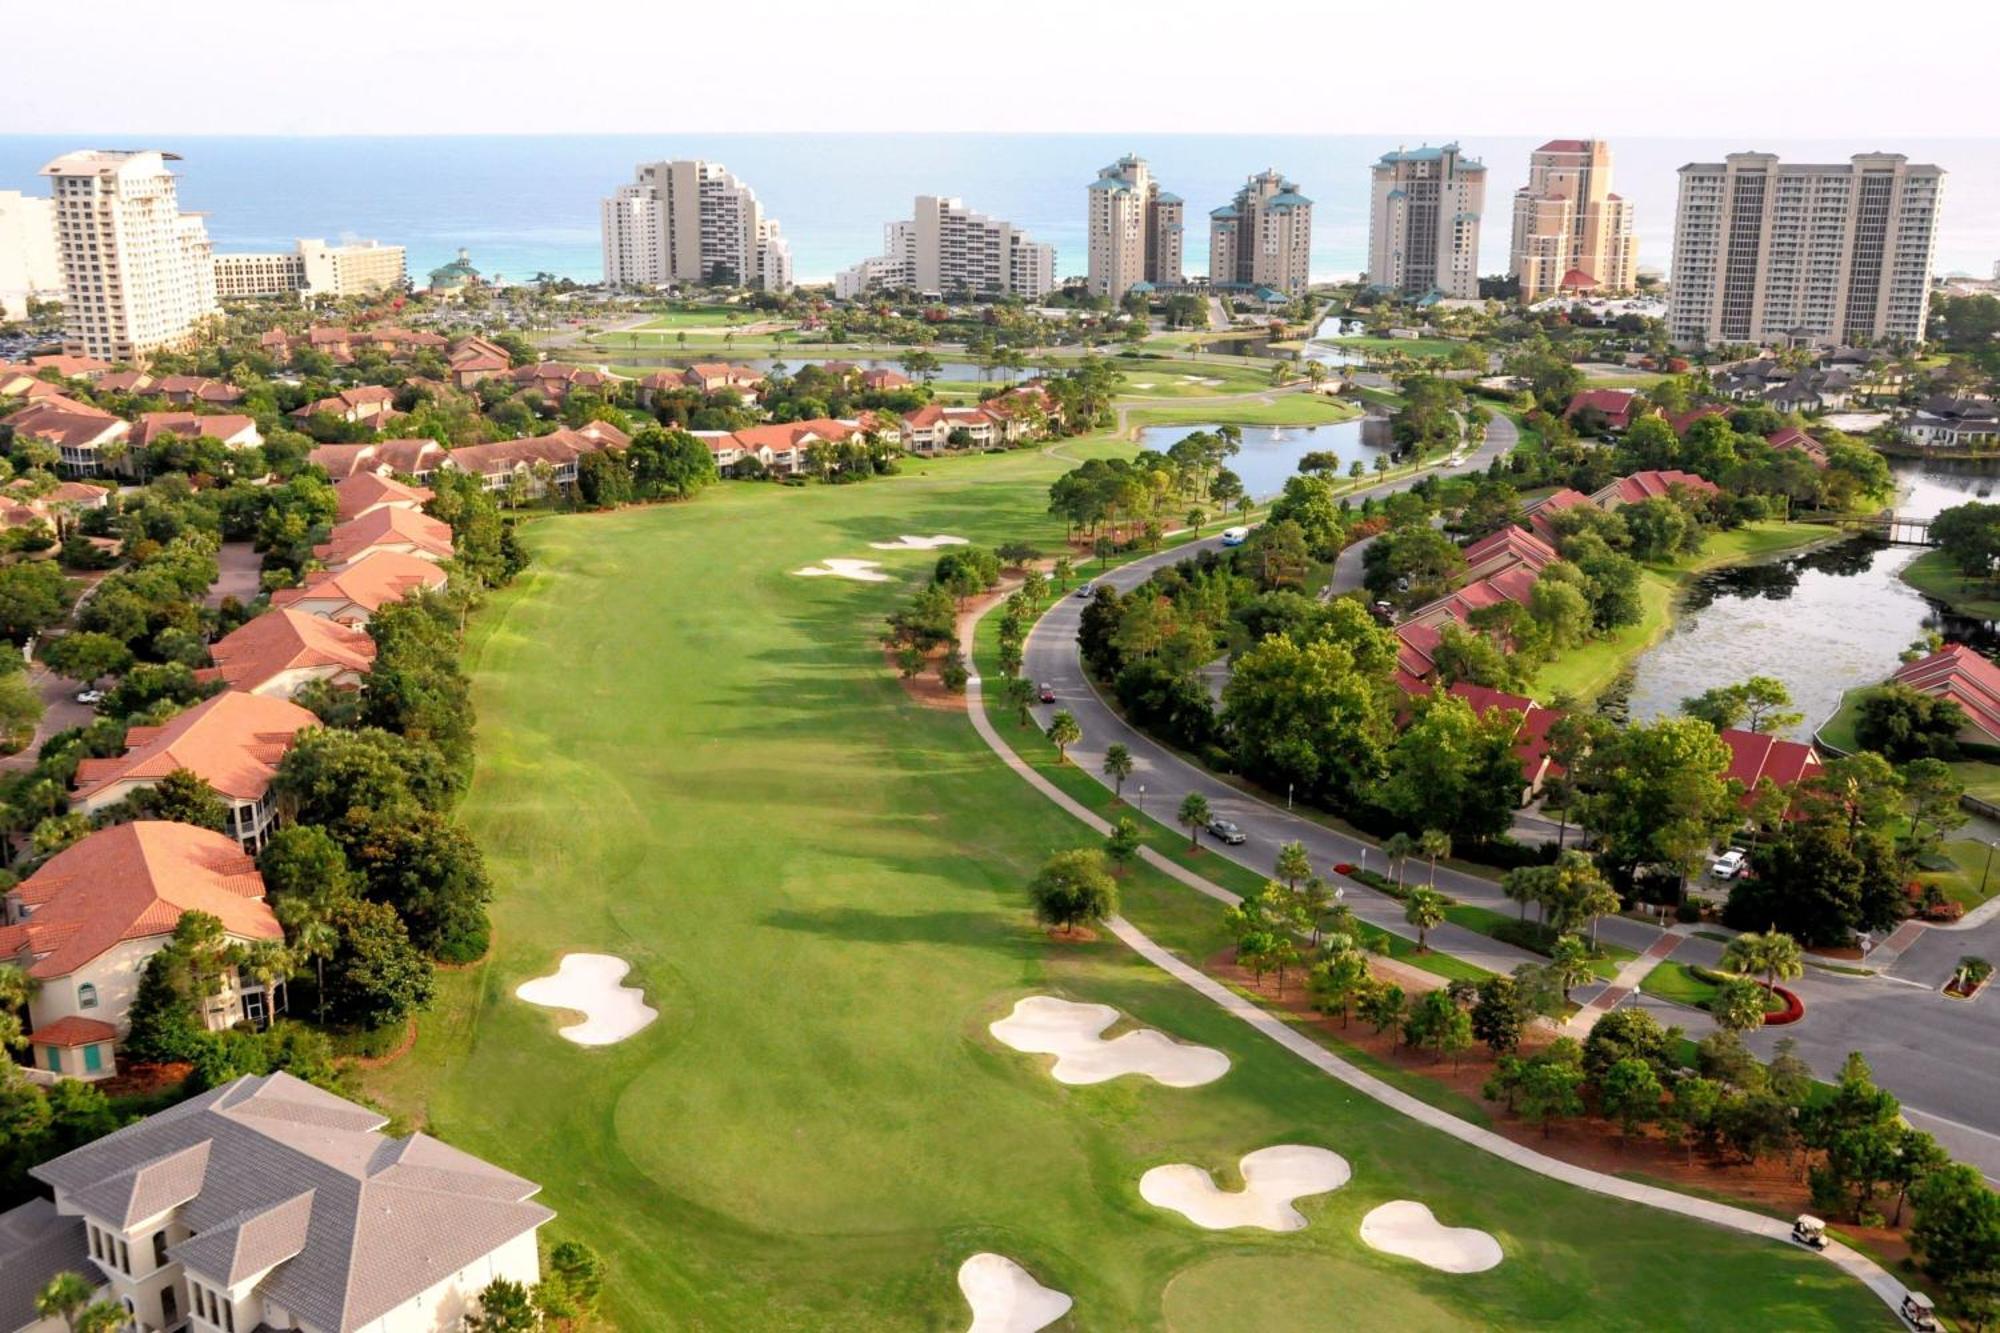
xmin=2 ymin=134 xmax=1994 ymax=287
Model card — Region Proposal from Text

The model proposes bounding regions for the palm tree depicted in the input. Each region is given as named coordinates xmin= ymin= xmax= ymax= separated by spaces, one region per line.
xmin=1722 ymin=930 xmax=1804 ymax=992
xmin=1102 ymin=743 xmax=1134 ymax=800
xmin=73 ymin=1303 xmax=127 ymax=1333
xmin=1185 ymin=506 xmax=1206 ymax=536
xmin=35 ymin=1273 xmax=94 ymax=1332
xmin=1549 ymin=933 xmax=1595 ymax=1002
xmin=1418 ymin=829 xmax=1451 ymax=889
xmin=1178 ymin=792 xmax=1211 ymax=849
xmin=1004 ymin=677 xmax=1034 ymax=727
xmin=1299 ymin=875 xmax=1335 ymax=948
xmin=1404 ymin=887 xmax=1447 ymax=952
xmin=1382 ymin=832 xmax=1414 ymax=889
xmin=1046 ymin=710 xmax=1081 ymax=763
xmin=288 ymin=909 xmax=338 ymax=1024
xmin=1274 ymin=841 xmax=1312 ymax=892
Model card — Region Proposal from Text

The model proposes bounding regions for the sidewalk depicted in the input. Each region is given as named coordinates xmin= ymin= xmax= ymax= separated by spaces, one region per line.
xmin=1564 ymin=932 xmax=1683 ymax=1036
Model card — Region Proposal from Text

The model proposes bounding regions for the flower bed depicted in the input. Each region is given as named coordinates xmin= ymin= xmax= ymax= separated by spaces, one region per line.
xmin=1944 ymin=956 xmax=1993 ymax=1001
xmin=1762 ymin=984 xmax=1806 ymax=1025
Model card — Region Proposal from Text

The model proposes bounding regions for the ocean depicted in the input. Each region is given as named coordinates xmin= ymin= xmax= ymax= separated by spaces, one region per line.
xmin=3 ymin=133 xmax=1996 ymax=289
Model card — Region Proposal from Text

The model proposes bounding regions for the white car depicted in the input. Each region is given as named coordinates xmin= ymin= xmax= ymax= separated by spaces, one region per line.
xmin=74 ymin=689 xmax=105 ymax=706
xmin=1710 ymin=849 xmax=1748 ymax=880
xmin=1220 ymin=526 xmax=1250 ymax=547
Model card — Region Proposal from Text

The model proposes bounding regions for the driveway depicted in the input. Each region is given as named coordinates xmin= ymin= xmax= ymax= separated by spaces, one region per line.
xmin=0 ymin=665 xmax=92 ymax=773
xmin=204 ymin=541 xmax=263 ymax=609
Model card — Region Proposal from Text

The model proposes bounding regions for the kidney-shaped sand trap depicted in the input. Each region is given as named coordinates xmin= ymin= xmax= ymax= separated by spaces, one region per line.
xmin=869 ymin=533 xmax=970 ymax=550
xmin=1140 ymin=1145 xmax=1350 ymax=1231
xmin=989 ymin=995 xmax=1229 ymax=1087
xmin=515 ymin=954 xmax=658 ymax=1046
xmin=958 ymin=1253 xmax=1072 ymax=1333
xmin=793 ymin=558 xmax=891 ymax=582
xmin=1359 ymin=1200 xmax=1502 ymax=1273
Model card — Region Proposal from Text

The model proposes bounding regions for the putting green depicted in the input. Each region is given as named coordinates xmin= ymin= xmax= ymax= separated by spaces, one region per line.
xmin=358 ymin=446 xmax=1892 ymax=1329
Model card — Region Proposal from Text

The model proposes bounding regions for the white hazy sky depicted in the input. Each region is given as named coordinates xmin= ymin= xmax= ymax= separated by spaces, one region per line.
xmin=6 ymin=0 xmax=1995 ymax=137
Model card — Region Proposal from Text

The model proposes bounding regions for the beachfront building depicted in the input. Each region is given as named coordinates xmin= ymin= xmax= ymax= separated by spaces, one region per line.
xmin=1208 ymin=169 xmax=1312 ymax=298
xmin=1668 ymin=152 xmax=1944 ymax=350
xmin=601 ymin=159 xmax=793 ymax=292
xmin=1086 ymin=154 xmax=1184 ymax=302
xmin=40 ymin=150 xmax=219 ymax=362
xmin=21 ymin=1071 xmax=551 ymax=1333
xmin=1509 ymin=139 xmax=1637 ymax=301
xmin=212 ymin=237 xmax=408 ymax=300
xmin=836 ymin=196 xmax=1056 ymax=300
xmin=0 ymin=190 xmax=61 ymax=321
xmin=1367 ymin=143 xmax=1486 ymax=301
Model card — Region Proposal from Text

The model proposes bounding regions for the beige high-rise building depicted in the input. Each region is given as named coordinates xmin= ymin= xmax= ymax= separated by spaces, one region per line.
xmin=1208 ymin=169 xmax=1312 ymax=297
xmin=1087 ymin=154 xmax=1184 ymax=301
xmin=601 ymin=159 xmax=791 ymax=291
xmin=1366 ymin=143 xmax=1486 ymax=300
xmin=835 ymin=196 xmax=1055 ymax=300
xmin=40 ymin=150 xmax=219 ymax=361
xmin=1668 ymin=152 xmax=1943 ymax=350
xmin=213 ymin=238 xmax=407 ymax=301
xmin=0 ymin=190 xmax=61 ymax=320
xmin=1509 ymin=139 xmax=1636 ymax=301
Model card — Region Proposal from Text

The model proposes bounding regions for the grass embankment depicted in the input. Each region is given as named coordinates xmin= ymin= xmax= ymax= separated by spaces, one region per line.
xmin=1126 ymin=394 xmax=1364 ymax=431
xmin=1901 ymin=549 xmax=2000 ymax=621
xmin=1529 ymin=522 xmax=1836 ymax=706
xmin=357 ymin=446 xmax=1890 ymax=1329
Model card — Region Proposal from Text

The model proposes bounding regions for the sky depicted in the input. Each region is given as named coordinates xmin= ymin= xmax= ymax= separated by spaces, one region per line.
xmin=7 ymin=0 xmax=1996 ymax=138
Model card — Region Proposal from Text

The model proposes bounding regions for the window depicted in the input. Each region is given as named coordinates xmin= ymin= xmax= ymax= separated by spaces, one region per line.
xmin=224 ymin=1300 xmax=235 ymax=1332
xmin=76 ymin=981 xmax=97 ymax=1008
xmin=89 ymin=1226 xmax=101 ymax=1260
xmin=153 ymin=1230 xmax=168 ymax=1267
xmin=118 ymin=1239 xmax=130 ymax=1273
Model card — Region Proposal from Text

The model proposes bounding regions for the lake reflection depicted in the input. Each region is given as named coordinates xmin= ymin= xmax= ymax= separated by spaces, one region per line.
xmin=1136 ymin=421 xmax=1393 ymax=500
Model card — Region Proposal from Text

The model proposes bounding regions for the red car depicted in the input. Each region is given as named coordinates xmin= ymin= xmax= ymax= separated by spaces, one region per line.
xmin=1038 ymin=683 xmax=1057 ymax=703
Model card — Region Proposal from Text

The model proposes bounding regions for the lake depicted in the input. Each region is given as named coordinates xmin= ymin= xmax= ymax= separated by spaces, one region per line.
xmin=1137 ymin=420 xmax=1390 ymax=500
xmin=1619 ymin=463 xmax=2000 ymax=738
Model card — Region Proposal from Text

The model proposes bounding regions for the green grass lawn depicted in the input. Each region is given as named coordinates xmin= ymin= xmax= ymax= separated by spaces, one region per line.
xmin=357 ymin=454 xmax=1894 ymax=1329
xmin=1901 ymin=549 xmax=2000 ymax=620
xmin=1640 ymin=960 xmax=1721 ymax=1009
xmin=1318 ymin=335 xmax=1462 ymax=359
xmin=637 ymin=308 xmax=788 ymax=330
xmin=1126 ymin=395 xmax=1362 ymax=430
xmin=1441 ymin=904 xmax=1636 ymax=980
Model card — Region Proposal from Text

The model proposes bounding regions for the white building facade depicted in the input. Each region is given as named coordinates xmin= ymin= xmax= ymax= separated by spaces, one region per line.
xmin=1366 ymin=143 xmax=1486 ymax=301
xmin=837 ymin=196 xmax=1055 ymax=300
xmin=212 ymin=238 xmax=407 ymax=300
xmin=600 ymin=159 xmax=792 ymax=291
xmin=0 ymin=190 xmax=61 ymax=321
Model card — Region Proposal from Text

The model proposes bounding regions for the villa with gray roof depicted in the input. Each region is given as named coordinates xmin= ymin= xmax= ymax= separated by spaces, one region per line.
xmin=23 ymin=1071 xmax=551 ymax=1333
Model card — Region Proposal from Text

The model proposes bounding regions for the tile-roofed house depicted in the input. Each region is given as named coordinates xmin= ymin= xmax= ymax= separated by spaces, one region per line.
xmin=2 ymin=396 xmax=131 ymax=477
xmin=130 ymin=411 xmax=263 ymax=451
xmin=1563 ymin=388 xmax=1642 ymax=433
xmin=1766 ymin=425 xmax=1829 ymax=468
xmin=69 ymin=692 xmax=319 ymax=851
xmin=0 ymin=370 xmax=75 ymax=403
xmin=859 ymin=367 xmax=913 ymax=392
xmin=94 ymin=368 xmax=157 ymax=395
xmin=511 ymin=362 xmax=615 ymax=403
xmin=1405 ymin=564 xmax=1540 ymax=630
xmin=680 ymin=363 xmax=766 ymax=395
xmin=1890 ymin=644 xmax=2000 ymax=747
xmin=333 ymin=471 xmax=432 ymax=522
xmin=1462 ymin=525 xmax=1558 ymax=580
xmin=0 ymin=1196 xmax=98 ymax=1331
xmin=1446 ymin=680 xmax=1565 ymax=800
xmin=447 ymin=335 xmax=512 ymax=389
xmin=28 ymin=353 xmax=111 ymax=381
xmin=29 ymin=1071 xmax=552 ymax=1333
xmin=290 ymin=384 xmax=398 ymax=426
xmin=1393 ymin=621 xmax=1444 ymax=689
xmin=270 ymin=550 xmax=447 ymax=627
xmin=0 ymin=823 xmax=285 ymax=1078
xmin=197 ymin=609 xmax=376 ymax=699
xmin=153 ymin=375 xmax=244 ymax=407
xmin=1520 ymin=487 xmax=1595 ymax=544
xmin=1590 ymin=469 xmax=1721 ymax=510
xmin=443 ymin=427 xmax=613 ymax=497
xmin=1718 ymin=727 xmax=1821 ymax=804
xmin=1667 ymin=404 xmax=1731 ymax=437
xmin=311 ymin=506 xmax=455 ymax=570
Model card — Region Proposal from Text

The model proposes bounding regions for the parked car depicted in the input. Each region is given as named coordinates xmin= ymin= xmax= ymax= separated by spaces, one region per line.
xmin=74 ymin=689 xmax=105 ymax=706
xmin=1206 ymin=817 xmax=1247 ymax=845
xmin=1709 ymin=849 xmax=1748 ymax=880
xmin=1038 ymin=683 xmax=1057 ymax=703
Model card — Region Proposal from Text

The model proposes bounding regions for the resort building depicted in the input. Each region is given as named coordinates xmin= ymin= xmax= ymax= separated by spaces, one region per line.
xmin=198 ymin=609 xmax=376 ymax=698
xmin=0 ymin=189 xmax=61 ymax=321
xmin=1509 ymin=139 xmax=1637 ymax=301
xmin=306 ymin=437 xmax=448 ymax=482
xmin=40 ymin=150 xmax=219 ymax=362
xmin=835 ymin=196 xmax=1056 ymax=300
xmin=2 ymin=1196 xmax=104 ymax=1333
xmin=1367 ymin=143 xmax=1486 ymax=301
xmin=290 ymin=384 xmax=398 ymax=426
xmin=1208 ymin=169 xmax=1312 ymax=298
xmin=1086 ymin=154 xmax=1184 ymax=302
xmin=313 ymin=505 xmax=456 ymax=569
xmin=211 ymin=238 xmax=407 ymax=300
xmin=23 ymin=1071 xmax=552 ymax=1333
xmin=270 ymin=549 xmax=448 ymax=627
xmin=1667 ymin=152 xmax=1944 ymax=349
xmin=0 ymin=822 xmax=286 ymax=1079
xmin=69 ymin=692 xmax=319 ymax=852
xmin=1891 ymin=644 xmax=2000 ymax=747
xmin=130 ymin=411 xmax=262 ymax=452
xmin=601 ymin=159 xmax=793 ymax=291
xmin=0 ymin=394 xmax=131 ymax=476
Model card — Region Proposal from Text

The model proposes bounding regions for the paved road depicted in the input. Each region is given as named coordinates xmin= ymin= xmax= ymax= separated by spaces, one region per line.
xmin=1024 ymin=407 xmax=2000 ymax=1180
xmin=1206 ymin=296 xmax=1230 ymax=332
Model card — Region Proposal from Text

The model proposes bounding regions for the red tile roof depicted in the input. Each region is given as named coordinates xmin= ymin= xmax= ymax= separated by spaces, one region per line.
xmin=1462 ymin=525 xmax=1558 ymax=576
xmin=312 ymin=506 xmax=454 ymax=567
xmin=71 ymin=692 xmax=318 ymax=806
xmin=270 ymin=550 xmax=447 ymax=620
xmin=1563 ymin=388 xmax=1640 ymax=430
xmin=28 ymin=1015 xmax=118 ymax=1047
xmin=2 ymin=399 xmax=129 ymax=451
xmin=1767 ymin=426 xmax=1829 ymax=467
xmin=1891 ymin=644 xmax=2000 ymax=745
xmin=1668 ymin=404 xmax=1731 ymax=436
xmin=198 ymin=610 xmax=376 ymax=695
xmin=131 ymin=412 xmax=259 ymax=449
xmin=1520 ymin=488 xmax=1593 ymax=544
xmin=334 ymin=472 xmax=433 ymax=522
xmin=1592 ymin=469 xmax=1721 ymax=508
xmin=1719 ymin=727 xmax=1821 ymax=793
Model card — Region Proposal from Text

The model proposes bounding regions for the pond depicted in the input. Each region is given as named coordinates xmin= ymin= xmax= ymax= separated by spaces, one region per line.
xmin=1617 ymin=462 xmax=2000 ymax=738
xmin=1300 ymin=314 xmax=1371 ymax=368
xmin=1136 ymin=420 xmax=1393 ymax=500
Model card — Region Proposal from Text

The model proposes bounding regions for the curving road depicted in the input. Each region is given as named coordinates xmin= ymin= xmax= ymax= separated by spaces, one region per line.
xmin=1023 ymin=409 xmax=2000 ymax=1180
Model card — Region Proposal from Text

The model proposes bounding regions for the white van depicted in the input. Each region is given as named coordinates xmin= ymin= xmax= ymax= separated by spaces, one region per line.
xmin=1220 ymin=526 xmax=1250 ymax=547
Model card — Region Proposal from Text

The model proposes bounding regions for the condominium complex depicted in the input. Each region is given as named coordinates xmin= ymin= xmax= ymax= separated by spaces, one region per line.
xmin=40 ymin=150 xmax=219 ymax=361
xmin=212 ymin=237 xmax=407 ymax=300
xmin=1366 ymin=143 xmax=1487 ymax=301
xmin=1086 ymin=154 xmax=1184 ymax=301
xmin=0 ymin=189 xmax=61 ymax=320
xmin=601 ymin=159 xmax=792 ymax=291
xmin=834 ymin=196 xmax=1055 ymax=300
xmin=1668 ymin=152 xmax=1944 ymax=349
xmin=1509 ymin=139 xmax=1637 ymax=301
xmin=1208 ymin=169 xmax=1312 ymax=297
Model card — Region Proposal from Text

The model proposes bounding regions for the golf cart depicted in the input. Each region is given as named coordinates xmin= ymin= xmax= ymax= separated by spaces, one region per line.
xmin=1790 ymin=1214 xmax=1828 ymax=1251
xmin=1900 ymin=1292 xmax=1939 ymax=1331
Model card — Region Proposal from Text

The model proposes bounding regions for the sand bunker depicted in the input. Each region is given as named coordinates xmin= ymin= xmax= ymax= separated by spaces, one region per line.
xmin=515 ymin=954 xmax=658 ymax=1046
xmin=868 ymin=534 xmax=970 ymax=550
xmin=1141 ymin=1145 xmax=1349 ymax=1231
xmin=989 ymin=996 xmax=1228 ymax=1087
xmin=793 ymin=558 xmax=891 ymax=582
xmin=1359 ymin=1200 xmax=1502 ymax=1273
xmin=958 ymin=1253 xmax=1072 ymax=1333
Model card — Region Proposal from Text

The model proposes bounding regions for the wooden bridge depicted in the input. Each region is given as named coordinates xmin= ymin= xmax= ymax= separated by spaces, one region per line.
xmin=1792 ymin=510 xmax=1937 ymax=547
